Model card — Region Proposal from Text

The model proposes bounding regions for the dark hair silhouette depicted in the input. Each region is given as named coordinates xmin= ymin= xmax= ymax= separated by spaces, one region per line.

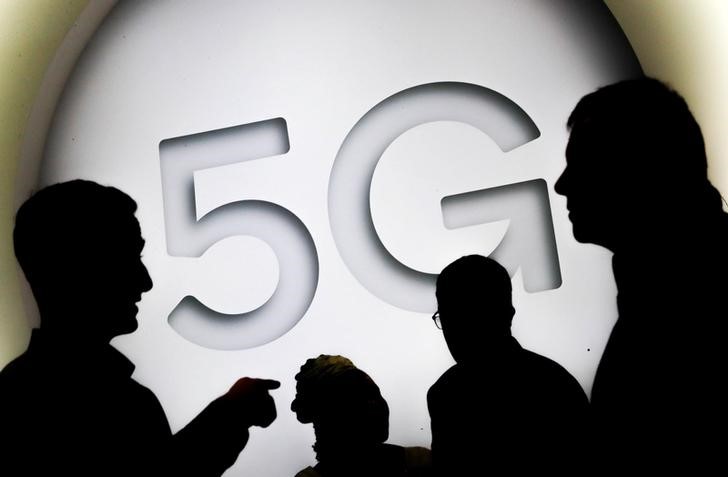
xmin=568 ymin=77 xmax=709 ymax=178
xmin=428 ymin=255 xmax=587 ymax=475
xmin=2 ymin=179 xmax=279 ymax=476
xmin=556 ymin=77 xmax=728 ymax=472
xmin=292 ymin=355 xmax=430 ymax=477
xmin=14 ymin=179 xmax=137 ymax=287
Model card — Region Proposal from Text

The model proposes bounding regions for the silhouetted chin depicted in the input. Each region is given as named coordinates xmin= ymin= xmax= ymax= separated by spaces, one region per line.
xmin=109 ymin=314 xmax=140 ymax=338
xmin=123 ymin=318 xmax=140 ymax=334
xmin=571 ymin=226 xmax=591 ymax=244
xmin=569 ymin=220 xmax=607 ymax=248
xmin=449 ymin=346 xmax=490 ymax=365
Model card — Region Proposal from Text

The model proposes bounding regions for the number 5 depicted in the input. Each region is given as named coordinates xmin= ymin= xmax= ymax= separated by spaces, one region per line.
xmin=159 ymin=118 xmax=319 ymax=350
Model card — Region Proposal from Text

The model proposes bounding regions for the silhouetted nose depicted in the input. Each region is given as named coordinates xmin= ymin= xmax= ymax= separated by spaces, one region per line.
xmin=139 ymin=261 xmax=153 ymax=293
xmin=554 ymin=169 xmax=568 ymax=196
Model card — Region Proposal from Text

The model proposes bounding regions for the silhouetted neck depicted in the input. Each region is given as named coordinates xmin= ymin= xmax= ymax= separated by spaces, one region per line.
xmin=455 ymin=335 xmax=521 ymax=368
xmin=39 ymin=306 xmax=120 ymax=345
xmin=27 ymin=328 xmax=135 ymax=376
xmin=609 ymin=200 xmax=727 ymax=255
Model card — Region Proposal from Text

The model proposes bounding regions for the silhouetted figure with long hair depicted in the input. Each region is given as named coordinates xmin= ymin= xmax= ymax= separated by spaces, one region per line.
xmin=291 ymin=354 xmax=431 ymax=477
xmin=555 ymin=77 xmax=728 ymax=471
xmin=427 ymin=255 xmax=588 ymax=475
xmin=0 ymin=180 xmax=279 ymax=476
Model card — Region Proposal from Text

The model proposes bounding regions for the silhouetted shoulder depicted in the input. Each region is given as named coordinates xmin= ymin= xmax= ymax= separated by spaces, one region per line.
xmin=428 ymin=350 xmax=587 ymax=410
xmin=403 ymin=446 xmax=433 ymax=476
xmin=518 ymin=348 xmax=587 ymax=399
xmin=426 ymin=365 xmax=466 ymax=409
xmin=0 ymin=332 xmax=172 ymax=475
xmin=0 ymin=350 xmax=34 ymax=412
xmin=428 ymin=364 xmax=459 ymax=391
xmin=0 ymin=348 xmax=31 ymax=384
xmin=295 ymin=466 xmax=320 ymax=477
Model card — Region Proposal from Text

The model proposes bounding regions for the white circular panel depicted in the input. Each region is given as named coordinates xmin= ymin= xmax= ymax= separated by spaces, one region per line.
xmin=41 ymin=1 xmax=640 ymax=475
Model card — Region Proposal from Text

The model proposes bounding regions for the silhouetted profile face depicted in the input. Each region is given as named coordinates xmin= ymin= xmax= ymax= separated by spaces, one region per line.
xmin=555 ymin=77 xmax=711 ymax=251
xmin=14 ymin=180 xmax=153 ymax=344
xmin=555 ymin=121 xmax=640 ymax=250
xmin=436 ymin=255 xmax=514 ymax=364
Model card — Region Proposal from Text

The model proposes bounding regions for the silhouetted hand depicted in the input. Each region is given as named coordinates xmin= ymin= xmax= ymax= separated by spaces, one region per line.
xmin=221 ymin=377 xmax=280 ymax=428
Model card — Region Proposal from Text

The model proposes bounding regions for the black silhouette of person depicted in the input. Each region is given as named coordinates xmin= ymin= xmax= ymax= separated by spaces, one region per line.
xmin=427 ymin=255 xmax=588 ymax=475
xmin=291 ymin=354 xmax=432 ymax=477
xmin=0 ymin=180 xmax=279 ymax=476
xmin=555 ymin=78 xmax=728 ymax=471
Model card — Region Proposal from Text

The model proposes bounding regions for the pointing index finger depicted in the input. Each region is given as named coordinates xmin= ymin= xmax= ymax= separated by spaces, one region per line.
xmin=254 ymin=378 xmax=281 ymax=390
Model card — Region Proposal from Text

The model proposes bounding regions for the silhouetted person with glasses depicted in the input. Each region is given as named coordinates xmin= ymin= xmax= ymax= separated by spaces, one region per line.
xmin=555 ymin=77 xmax=728 ymax=471
xmin=427 ymin=255 xmax=588 ymax=475
xmin=291 ymin=354 xmax=431 ymax=477
xmin=0 ymin=180 xmax=279 ymax=476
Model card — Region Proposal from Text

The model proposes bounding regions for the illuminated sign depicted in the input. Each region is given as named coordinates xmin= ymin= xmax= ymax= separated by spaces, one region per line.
xmin=14 ymin=2 xmax=718 ymax=476
xmin=35 ymin=2 xmax=640 ymax=474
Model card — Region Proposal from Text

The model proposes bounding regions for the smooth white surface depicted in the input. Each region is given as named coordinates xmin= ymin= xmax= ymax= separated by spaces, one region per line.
xmin=40 ymin=1 xmax=640 ymax=475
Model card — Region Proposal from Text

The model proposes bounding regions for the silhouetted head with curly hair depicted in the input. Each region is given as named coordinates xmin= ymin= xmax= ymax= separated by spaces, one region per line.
xmin=292 ymin=355 xmax=389 ymax=461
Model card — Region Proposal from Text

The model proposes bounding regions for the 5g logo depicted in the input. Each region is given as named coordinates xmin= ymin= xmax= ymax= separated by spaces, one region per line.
xmin=160 ymin=82 xmax=561 ymax=350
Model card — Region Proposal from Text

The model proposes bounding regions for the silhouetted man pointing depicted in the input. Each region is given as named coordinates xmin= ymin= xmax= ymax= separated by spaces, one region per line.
xmin=0 ymin=180 xmax=279 ymax=476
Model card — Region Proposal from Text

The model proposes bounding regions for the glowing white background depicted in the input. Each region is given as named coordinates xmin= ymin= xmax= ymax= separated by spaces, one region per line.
xmin=36 ymin=1 xmax=641 ymax=475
